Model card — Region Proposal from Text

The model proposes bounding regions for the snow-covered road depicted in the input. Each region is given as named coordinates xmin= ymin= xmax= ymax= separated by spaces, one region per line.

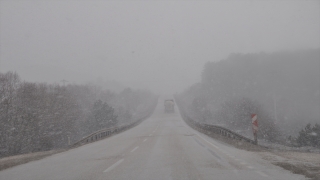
xmin=0 ymin=102 xmax=306 ymax=180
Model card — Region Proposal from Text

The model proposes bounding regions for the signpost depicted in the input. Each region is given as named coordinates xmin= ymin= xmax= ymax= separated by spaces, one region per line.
xmin=251 ymin=114 xmax=258 ymax=144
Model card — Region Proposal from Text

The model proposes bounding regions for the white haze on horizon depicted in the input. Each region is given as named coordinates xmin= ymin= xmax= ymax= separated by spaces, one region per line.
xmin=1 ymin=1 xmax=319 ymax=94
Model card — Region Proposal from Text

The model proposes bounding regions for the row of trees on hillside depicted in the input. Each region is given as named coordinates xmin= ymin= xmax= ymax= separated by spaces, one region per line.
xmin=0 ymin=72 xmax=157 ymax=158
xmin=178 ymin=49 xmax=320 ymax=144
xmin=295 ymin=123 xmax=320 ymax=148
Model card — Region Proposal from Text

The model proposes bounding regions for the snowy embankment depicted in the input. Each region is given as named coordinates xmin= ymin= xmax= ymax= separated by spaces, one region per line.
xmin=0 ymin=149 xmax=65 ymax=171
xmin=228 ymin=126 xmax=320 ymax=153
xmin=198 ymin=121 xmax=320 ymax=179
xmin=258 ymin=151 xmax=320 ymax=180
xmin=259 ymin=140 xmax=320 ymax=153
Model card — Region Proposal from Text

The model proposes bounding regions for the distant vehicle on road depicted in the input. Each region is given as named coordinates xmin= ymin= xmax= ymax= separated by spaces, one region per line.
xmin=164 ymin=99 xmax=175 ymax=113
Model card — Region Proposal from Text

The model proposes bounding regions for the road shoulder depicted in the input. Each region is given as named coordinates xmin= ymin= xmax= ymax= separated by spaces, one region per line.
xmin=0 ymin=149 xmax=65 ymax=171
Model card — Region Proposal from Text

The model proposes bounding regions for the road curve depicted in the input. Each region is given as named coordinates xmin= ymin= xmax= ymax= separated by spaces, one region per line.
xmin=0 ymin=101 xmax=305 ymax=180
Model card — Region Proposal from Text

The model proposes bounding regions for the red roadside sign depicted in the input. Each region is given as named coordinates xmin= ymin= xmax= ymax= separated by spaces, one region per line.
xmin=251 ymin=114 xmax=258 ymax=144
xmin=251 ymin=114 xmax=258 ymax=132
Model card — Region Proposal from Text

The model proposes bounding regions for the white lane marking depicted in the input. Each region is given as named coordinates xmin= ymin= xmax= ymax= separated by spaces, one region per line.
xmin=143 ymin=138 xmax=147 ymax=142
xmin=256 ymin=171 xmax=269 ymax=177
xmin=103 ymin=159 xmax=124 ymax=173
xmin=194 ymin=132 xmax=220 ymax=150
xmin=247 ymin=166 xmax=254 ymax=169
xmin=130 ymin=146 xmax=139 ymax=153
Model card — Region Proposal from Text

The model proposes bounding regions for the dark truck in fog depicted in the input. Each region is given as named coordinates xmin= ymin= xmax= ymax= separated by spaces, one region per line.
xmin=164 ymin=99 xmax=175 ymax=113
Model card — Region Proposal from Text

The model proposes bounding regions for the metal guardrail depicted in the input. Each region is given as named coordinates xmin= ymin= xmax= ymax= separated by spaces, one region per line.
xmin=175 ymin=97 xmax=256 ymax=145
xmin=71 ymin=100 xmax=158 ymax=148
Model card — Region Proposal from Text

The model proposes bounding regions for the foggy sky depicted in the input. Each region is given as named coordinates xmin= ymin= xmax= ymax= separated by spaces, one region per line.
xmin=1 ymin=1 xmax=319 ymax=94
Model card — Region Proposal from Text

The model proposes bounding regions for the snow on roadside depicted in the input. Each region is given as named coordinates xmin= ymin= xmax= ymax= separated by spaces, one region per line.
xmin=259 ymin=139 xmax=320 ymax=153
xmin=0 ymin=149 xmax=64 ymax=171
xmin=258 ymin=151 xmax=320 ymax=180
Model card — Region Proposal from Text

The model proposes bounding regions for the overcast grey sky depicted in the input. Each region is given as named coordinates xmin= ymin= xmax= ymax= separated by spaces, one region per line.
xmin=1 ymin=0 xmax=319 ymax=94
